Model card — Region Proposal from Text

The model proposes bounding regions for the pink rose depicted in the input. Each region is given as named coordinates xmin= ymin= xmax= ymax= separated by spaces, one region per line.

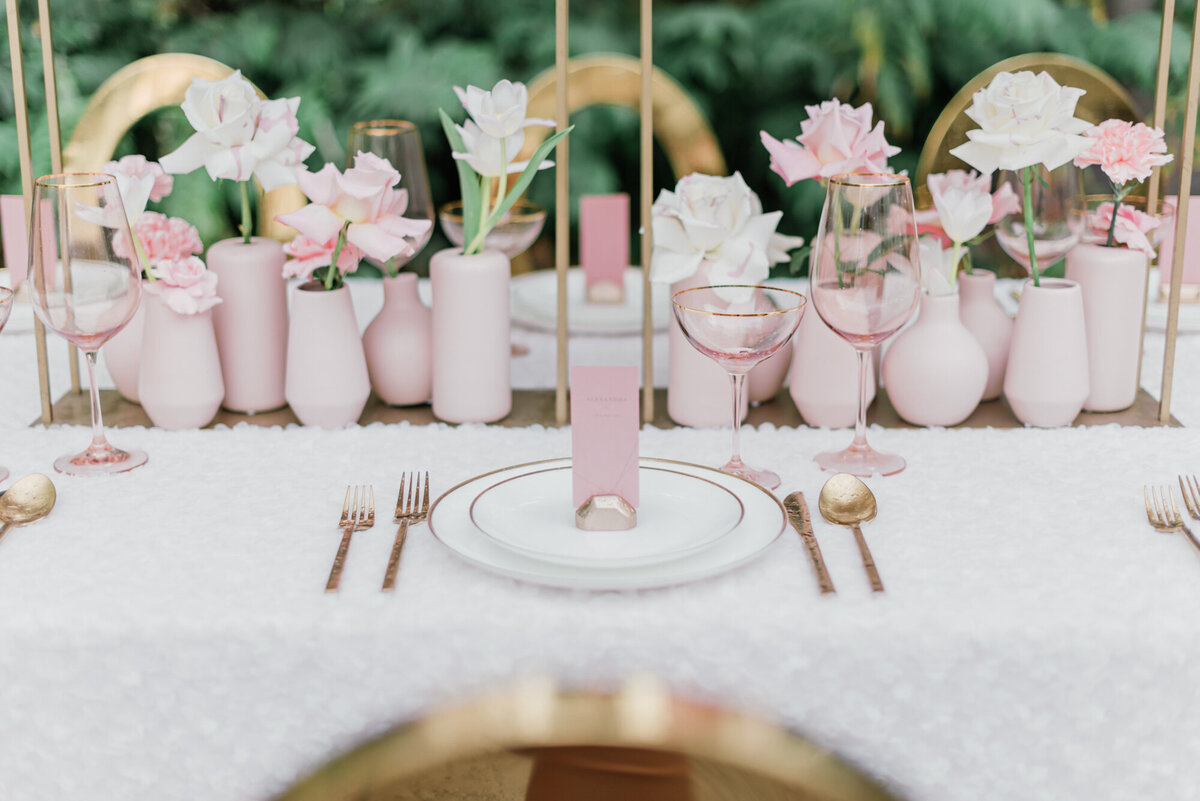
xmin=760 ymin=99 xmax=900 ymax=186
xmin=143 ymin=256 xmax=222 ymax=315
xmin=103 ymin=155 xmax=174 ymax=202
xmin=282 ymin=234 xmax=360 ymax=281
xmin=1073 ymin=119 xmax=1172 ymax=187
xmin=1087 ymin=201 xmax=1160 ymax=257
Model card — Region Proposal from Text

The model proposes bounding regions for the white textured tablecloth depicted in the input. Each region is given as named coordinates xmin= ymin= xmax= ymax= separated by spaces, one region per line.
xmin=1 ymin=277 xmax=1200 ymax=801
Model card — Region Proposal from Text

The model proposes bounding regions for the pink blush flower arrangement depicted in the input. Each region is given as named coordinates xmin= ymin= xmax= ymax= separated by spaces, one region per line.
xmin=281 ymin=234 xmax=360 ymax=281
xmin=760 ymin=99 xmax=899 ymax=186
xmin=1073 ymin=119 xmax=1172 ymax=251
xmin=115 ymin=212 xmax=204 ymax=264
xmin=142 ymin=256 xmax=222 ymax=315
xmin=1087 ymin=201 xmax=1160 ymax=257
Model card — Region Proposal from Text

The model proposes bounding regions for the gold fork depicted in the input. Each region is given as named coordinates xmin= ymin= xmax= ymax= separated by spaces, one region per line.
xmin=1144 ymin=485 xmax=1200 ymax=558
xmin=326 ymin=485 xmax=375 ymax=592
xmin=383 ymin=472 xmax=429 ymax=591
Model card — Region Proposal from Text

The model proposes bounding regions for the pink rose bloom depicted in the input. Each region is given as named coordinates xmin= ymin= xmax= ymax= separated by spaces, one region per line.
xmin=1087 ymin=201 xmax=1160 ymax=257
xmin=143 ymin=256 xmax=222 ymax=315
xmin=760 ymin=99 xmax=900 ymax=186
xmin=276 ymin=152 xmax=432 ymax=266
xmin=282 ymin=234 xmax=361 ymax=281
xmin=1073 ymin=120 xmax=1172 ymax=186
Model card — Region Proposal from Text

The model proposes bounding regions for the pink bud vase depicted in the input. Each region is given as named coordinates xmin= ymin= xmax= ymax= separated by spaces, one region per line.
xmin=137 ymin=295 xmax=224 ymax=429
xmin=285 ymin=283 xmax=370 ymax=428
xmin=883 ymin=293 xmax=987 ymax=426
xmin=1003 ymin=278 xmax=1089 ymax=427
xmin=957 ymin=270 xmax=1013 ymax=401
xmin=748 ymin=339 xmax=792 ymax=404
xmin=1065 ymin=243 xmax=1147 ymax=412
xmin=667 ymin=273 xmax=747 ymax=427
xmin=206 ymin=237 xmax=288 ymax=413
xmin=430 ymin=248 xmax=511 ymax=423
xmin=363 ymin=273 xmax=433 ymax=406
xmin=102 ymin=284 xmax=147 ymax=403
xmin=788 ymin=307 xmax=874 ymax=427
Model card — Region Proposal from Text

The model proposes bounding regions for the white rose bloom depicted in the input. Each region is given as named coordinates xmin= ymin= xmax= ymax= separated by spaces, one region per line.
xmin=949 ymin=71 xmax=1091 ymax=175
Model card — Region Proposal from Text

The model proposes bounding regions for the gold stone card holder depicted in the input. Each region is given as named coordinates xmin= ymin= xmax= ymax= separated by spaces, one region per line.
xmin=576 ymin=495 xmax=637 ymax=531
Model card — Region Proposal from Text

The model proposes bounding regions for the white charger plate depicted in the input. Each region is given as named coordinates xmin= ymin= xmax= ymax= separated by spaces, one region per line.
xmin=510 ymin=268 xmax=670 ymax=335
xmin=429 ymin=457 xmax=786 ymax=590
xmin=469 ymin=465 xmax=744 ymax=567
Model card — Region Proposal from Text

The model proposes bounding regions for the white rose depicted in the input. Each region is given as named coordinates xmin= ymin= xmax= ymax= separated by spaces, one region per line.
xmin=650 ymin=172 xmax=801 ymax=298
xmin=949 ymin=71 xmax=1091 ymax=175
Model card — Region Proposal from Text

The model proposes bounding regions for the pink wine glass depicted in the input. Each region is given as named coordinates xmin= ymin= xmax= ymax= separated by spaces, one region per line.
xmin=0 ymin=286 xmax=12 ymax=483
xmin=672 ymin=285 xmax=806 ymax=489
xmin=27 ymin=173 xmax=147 ymax=476
xmin=810 ymin=173 xmax=921 ymax=477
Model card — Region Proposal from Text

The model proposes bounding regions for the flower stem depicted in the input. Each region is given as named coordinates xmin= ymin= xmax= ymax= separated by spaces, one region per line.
xmin=465 ymin=174 xmax=492 ymax=255
xmin=133 ymin=235 xmax=155 ymax=282
xmin=325 ymin=223 xmax=350 ymax=291
xmin=1105 ymin=182 xmax=1130 ymax=249
xmin=1022 ymin=166 xmax=1039 ymax=287
xmin=239 ymin=181 xmax=253 ymax=245
xmin=384 ymin=257 xmax=396 ymax=278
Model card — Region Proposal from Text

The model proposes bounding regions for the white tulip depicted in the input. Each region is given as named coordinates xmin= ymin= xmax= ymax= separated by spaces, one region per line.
xmin=454 ymin=79 xmax=555 ymax=138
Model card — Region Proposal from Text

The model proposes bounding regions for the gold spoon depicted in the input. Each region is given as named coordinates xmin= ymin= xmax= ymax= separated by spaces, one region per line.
xmin=818 ymin=473 xmax=884 ymax=592
xmin=0 ymin=473 xmax=57 ymax=545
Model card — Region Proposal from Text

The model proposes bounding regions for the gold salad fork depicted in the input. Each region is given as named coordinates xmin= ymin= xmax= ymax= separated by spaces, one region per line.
xmin=1144 ymin=485 xmax=1200 ymax=558
xmin=326 ymin=485 xmax=375 ymax=592
xmin=383 ymin=472 xmax=429 ymax=591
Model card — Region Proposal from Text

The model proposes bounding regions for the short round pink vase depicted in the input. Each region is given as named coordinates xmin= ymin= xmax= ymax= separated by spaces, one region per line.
xmin=285 ymin=283 xmax=370 ymax=428
xmin=1064 ymin=243 xmax=1146 ymax=412
xmin=206 ymin=237 xmax=288 ymax=413
xmin=788 ymin=307 xmax=874 ymax=428
xmin=1003 ymin=278 xmax=1090 ymax=427
xmin=957 ymin=270 xmax=1013 ymax=402
xmin=363 ymin=273 xmax=433 ymax=406
xmin=102 ymin=284 xmax=147 ymax=403
xmin=883 ymin=293 xmax=987 ymax=426
xmin=138 ymin=295 xmax=224 ymax=429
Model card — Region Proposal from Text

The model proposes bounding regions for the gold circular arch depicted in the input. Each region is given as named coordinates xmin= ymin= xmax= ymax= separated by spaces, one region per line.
xmin=273 ymin=680 xmax=900 ymax=801
xmin=516 ymin=55 xmax=727 ymax=179
xmin=62 ymin=52 xmax=304 ymax=241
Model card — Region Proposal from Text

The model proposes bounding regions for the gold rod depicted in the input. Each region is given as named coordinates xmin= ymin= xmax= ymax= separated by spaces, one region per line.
xmin=35 ymin=0 xmax=80 ymax=395
xmin=6 ymin=0 xmax=53 ymax=424
xmin=1139 ymin=0 xmax=1174 ymax=392
xmin=640 ymin=0 xmax=654 ymax=423
xmin=555 ymin=0 xmax=569 ymax=425
xmin=1160 ymin=1 xmax=1200 ymax=423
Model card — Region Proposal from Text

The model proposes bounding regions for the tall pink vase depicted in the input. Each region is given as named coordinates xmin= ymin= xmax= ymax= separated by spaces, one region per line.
xmin=363 ymin=274 xmax=433 ymax=406
xmin=1064 ymin=243 xmax=1146 ymax=412
xmin=285 ymin=283 xmax=370 ymax=428
xmin=103 ymin=286 xmax=146 ymax=403
xmin=958 ymin=271 xmax=1013 ymax=401
xmin=883 ymin=293 xmax=987 ymax=426
xmin=430 ymin=248 xmax=511 ymax=423
xmin=206 ymin=237 xmax=288 ymax=413
xmin=667 ymin=274 xmax=747 ymax=427
xmin=1003 ymin=278 xmax=1089 ymax=427
xmin=788 ymin=307 xmax=874 ymax=427
xmin=138 ymin=295 xmax=224 ymax=429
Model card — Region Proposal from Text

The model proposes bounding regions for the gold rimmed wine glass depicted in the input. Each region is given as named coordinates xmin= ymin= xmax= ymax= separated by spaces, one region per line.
xmin=27 ymin=173 xmax=147 ymax=476
xmin=347 ymin=120 xmax=435 ymax=270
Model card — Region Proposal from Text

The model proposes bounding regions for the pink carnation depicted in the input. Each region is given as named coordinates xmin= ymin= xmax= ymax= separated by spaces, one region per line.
xmin=1073 ymin=120 xmax=1172 ymax=186
xmin=143 ymin=256 xmax=222 ymax=315
xmin=1088 ymin=201 xmax=1160 ymax=257
xmin=282 ymin=235 xmax=360 ymax=282
xmin=103 ymin=154 xmax=174 ymax=202
xmin=760 ymin=99 xmax=900 ymax=186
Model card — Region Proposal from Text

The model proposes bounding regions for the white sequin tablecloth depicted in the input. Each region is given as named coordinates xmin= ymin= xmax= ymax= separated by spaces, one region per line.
xmin=1 ymin=277 xmax=1200 ymax=801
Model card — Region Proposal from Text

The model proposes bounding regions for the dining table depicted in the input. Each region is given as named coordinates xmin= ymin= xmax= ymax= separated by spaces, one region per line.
xmin=1 ymin=273 xmax=1200 ymax=801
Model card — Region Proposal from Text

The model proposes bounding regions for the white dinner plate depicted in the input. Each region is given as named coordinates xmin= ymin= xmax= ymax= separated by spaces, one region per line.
xmin=429 ymin=457 xmax=786 ymax=590
xmin=510 ymin=268 xmax=670 ymax=335
xmin=469 ymin=465 xmax=745 ymax=567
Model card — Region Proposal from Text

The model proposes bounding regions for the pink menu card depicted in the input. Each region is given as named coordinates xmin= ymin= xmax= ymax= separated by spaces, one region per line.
xmin=570 ymin=365 xmax=639 ymax=508
xmin=580 ymin=194 xmax=629 ymax=297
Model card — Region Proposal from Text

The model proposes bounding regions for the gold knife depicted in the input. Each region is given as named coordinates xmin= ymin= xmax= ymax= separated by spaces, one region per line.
xmin=783 ymin=492 xmax=836 ymax=594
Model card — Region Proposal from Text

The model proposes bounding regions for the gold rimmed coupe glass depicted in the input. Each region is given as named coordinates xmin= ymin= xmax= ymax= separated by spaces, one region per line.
xmin=810 ymin=173 xmax=920 ymax=477
xmin=0 ymin=286 xmax=12 ymax=482
xmin=672 ymin=285 xmax=807 ymax=490
xmin=27 ymin=173 xmax=147 ymax=476
xmin=347 ymin=120 xmax=435 ymax=269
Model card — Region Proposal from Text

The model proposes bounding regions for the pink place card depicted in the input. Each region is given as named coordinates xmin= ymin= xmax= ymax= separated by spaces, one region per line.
xmin=1 ymin=195 xmax=28 ymax=288
xmin=570 ymin=365 xmax=639 ymax=508
xmin=580 ymin=194 xmax=629 ymax=301
xmin=1157 ymin=195 xmax=1200 ymax=298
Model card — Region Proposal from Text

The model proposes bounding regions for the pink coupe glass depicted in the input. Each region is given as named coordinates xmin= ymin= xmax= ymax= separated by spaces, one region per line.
xmin=810 ymin=173 xmax=921 ymax=477
xmin=672 ymin=285 xmax=807 ymax=489
xmin=0 ymin=286 xmax=12 ymax=483
xmin=27 ymin=173 xmax=147 ymax=476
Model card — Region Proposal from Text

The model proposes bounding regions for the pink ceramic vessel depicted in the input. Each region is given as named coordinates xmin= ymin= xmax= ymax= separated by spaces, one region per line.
xmin=138 ymin=295 xmax=224 ymax=429
xmin=363 ymin=273 xmax=433 ymax=406
xmin=1003 ymin=278 xmax=1089 ymax=427
xmin=957 ymin=271 xmax=1013 ymax=401
xmin=285 ymin=284 xmax=370 ymax=428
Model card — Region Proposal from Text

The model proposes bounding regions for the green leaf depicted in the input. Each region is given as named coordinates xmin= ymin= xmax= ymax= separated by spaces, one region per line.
xmin=438 ymin=107 xmax=480 ymax=251
xmin=486 ymin=126 xmax=573 ymax=229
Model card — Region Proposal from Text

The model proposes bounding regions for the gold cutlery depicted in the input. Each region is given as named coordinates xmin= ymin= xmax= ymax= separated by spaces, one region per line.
xmin=783 ymin=491 xmax=835 ymax=594
xmin=1145 ymin=485 xmax=1200 ymax=557
xmin=1177 ymin=476 xmax=1200 ymax=524
xmin=326 ymin=485 xmax=375 ymax=593
xmin=818 ymin=473 xmax=883 ymax=592
xmin=383 ymin=472 xmax=430 ymax=592
xmin=0 ymin=473 xmax=56 ymax=544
